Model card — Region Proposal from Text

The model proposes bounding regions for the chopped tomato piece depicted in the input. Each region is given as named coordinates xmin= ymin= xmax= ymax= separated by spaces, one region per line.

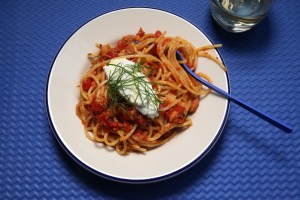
xmin=91 ymin=96 xmax=107 ymax=113
xmin=117 ymin=35 xmax=134 ymax=50
xmin=154 ymin=30 xmax=162 ymax=37
xmin=96 ymin=109 xmax=111 ymax=123
xmin=82 ymin=77 xmax=94 ymax=91
xmin=164 ymin=103 xmax=185 ymax=123
xmin=136 ymin=27 xmax=145 ymax=38
xmin=189 ymin=98 xmax=199 ymax=113
xmin=106 ymin=49 xmax=119 ymax=59
xmin=108 ymin=121 xmax=120 ymax=131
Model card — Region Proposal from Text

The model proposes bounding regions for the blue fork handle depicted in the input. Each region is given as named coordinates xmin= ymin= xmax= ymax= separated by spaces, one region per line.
xmin=176 ymin=51 xmax=292 ymax=133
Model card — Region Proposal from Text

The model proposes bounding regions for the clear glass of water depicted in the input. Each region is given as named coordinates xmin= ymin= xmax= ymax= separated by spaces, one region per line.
xmin=210 ymin=0 xmax=274 ymax=33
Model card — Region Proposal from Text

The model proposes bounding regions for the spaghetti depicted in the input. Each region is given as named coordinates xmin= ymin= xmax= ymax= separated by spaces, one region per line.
xmin=76 ymin=28 xmax=225 ymax=155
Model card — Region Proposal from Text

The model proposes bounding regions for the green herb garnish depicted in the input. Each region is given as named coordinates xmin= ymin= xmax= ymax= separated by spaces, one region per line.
xmin=106 ymin=62 xmax=162 ymax=114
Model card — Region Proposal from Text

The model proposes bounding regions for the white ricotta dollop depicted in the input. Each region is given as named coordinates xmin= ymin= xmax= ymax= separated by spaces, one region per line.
xmin=103 ymin=58 xmax=159 ymax=119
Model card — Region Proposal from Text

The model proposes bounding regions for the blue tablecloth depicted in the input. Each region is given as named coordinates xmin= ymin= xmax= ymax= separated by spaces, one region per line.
xmin=1 ymin=0 xmax=299 ymax=199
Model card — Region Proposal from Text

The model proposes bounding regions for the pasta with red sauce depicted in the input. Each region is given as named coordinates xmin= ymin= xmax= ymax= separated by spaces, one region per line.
xmin=76 ymin=28 xmax=225 ymax=155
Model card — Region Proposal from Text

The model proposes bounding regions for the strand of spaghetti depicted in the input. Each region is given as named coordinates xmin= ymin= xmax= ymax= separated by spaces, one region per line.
xmin=172 ymin=41 xmax=202 ymax=90
xmin=167 ymin=58 xmax=202 ymax=96
xmin=118 ymin=54 xmax=162 ymax=63
xmin=122 ymin=124 xmax=137 ymax=141
xmin=198 ymin=51 xmax=227 ymax=71
xmin=175 ymin=37 xmax=198 ymax=70
xmin=196 ymin=44 xmax=222 ymax=51
xmin=93 ymin=125 xmax=105 ymax=142
xmin=95 ymin=128 xmax=106 ymax=142
xmin=142 ymin=40 xmax=157 ymax=54
xmin=159 ymin=98 xmax=180 ymax=112
xmin=149 ymin=122 xmax=175 ymax=138
xmin=84 ymin=117 xmax=95 ymax=141
xmin=155 ymin=80 xmax=184 ymax=92
xmin=88 ymin=60 xmax=111 ymax=72
xmin=135 ymin=38 xmax=156 ymax=50
xmin=143 ymin=125 xmax=178 ymax=144
xmin=163 ymin=39 xmax=203 ymax=96
xmin=168 ymin=42 xmax=202 ymax=94
xmin=157 ymin=40 xmax=182 ymax=85
xmin=116 ymin=140 xmax=128 ymax=154
xmin=148 ymin=124 xmax=154 ymax=138
xmin=104 ymin=132 xmax=119 ymax=146
xmin=153 ymin=68 xmax=163 ymax=81
xmin=127 ymin=138 xmax=147 ymax=152
xmin=196 ymin=72 xmax=213 ymax=96
xmin=143 ymin=133 xmax=177 ymax=147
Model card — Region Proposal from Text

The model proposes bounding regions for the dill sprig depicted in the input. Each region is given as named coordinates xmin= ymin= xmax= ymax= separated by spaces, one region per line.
xmin=106 ymin=62 xmax=162 ymax=114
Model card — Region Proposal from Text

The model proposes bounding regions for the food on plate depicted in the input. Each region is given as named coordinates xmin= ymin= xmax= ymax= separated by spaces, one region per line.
xmin=76 ymin=28 xmax=225 ymax=154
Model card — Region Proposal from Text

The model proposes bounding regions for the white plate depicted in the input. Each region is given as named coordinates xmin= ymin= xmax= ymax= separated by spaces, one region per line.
xmin=46 ymin=8 xmax=230 ymax=183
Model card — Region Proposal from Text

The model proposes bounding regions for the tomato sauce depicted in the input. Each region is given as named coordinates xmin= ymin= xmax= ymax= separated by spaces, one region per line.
xmin=82 ymin=77 xmax=95 ymax=91
xmin=164 ymin=103 xmax=185 ymax=123
xmin=91 ymin=96 xmax=151 ymax=133
xmin=134 ymin=129 xmax=148 ymax=141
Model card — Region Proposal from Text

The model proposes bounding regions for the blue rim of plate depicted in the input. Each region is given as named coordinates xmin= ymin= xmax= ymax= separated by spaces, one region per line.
xmin=46 ymin=7 xmax=231 ymax=184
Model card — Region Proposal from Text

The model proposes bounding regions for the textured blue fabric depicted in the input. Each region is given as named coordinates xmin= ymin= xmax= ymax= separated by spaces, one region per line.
xmin=0 ymin=0 xmax=299 ymax=199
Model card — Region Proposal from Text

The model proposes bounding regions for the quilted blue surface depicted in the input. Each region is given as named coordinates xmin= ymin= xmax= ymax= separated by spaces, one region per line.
xmin=1 ymin=0 xmax=299 ymax=199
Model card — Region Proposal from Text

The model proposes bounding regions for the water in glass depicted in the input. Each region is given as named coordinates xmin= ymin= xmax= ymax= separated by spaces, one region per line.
xmin=210 ymin=0 xmax=273 ymax=33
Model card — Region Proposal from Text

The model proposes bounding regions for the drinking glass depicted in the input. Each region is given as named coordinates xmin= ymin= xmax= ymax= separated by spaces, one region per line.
xmin=210 ymin=0 xmax=274 ymax=33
